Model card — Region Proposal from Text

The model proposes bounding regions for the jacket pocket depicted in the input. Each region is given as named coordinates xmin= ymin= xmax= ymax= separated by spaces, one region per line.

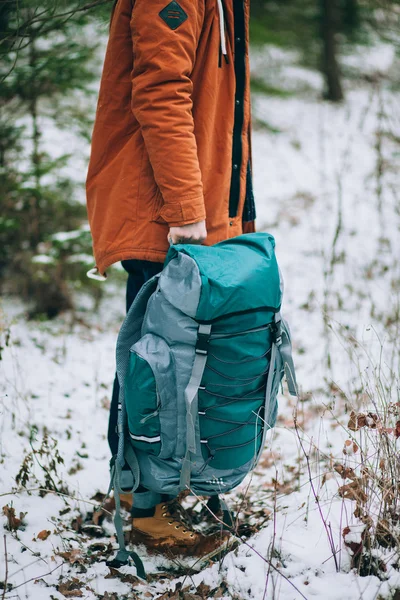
xmin=125 ymin=334 xmax=176 ymax=458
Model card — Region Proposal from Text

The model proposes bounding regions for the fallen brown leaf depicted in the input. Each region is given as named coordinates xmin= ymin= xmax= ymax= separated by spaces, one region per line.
xmin=58 ymin=577 xmax=83 ymax=598
xmin=58 ymin=549 xmax=85 ymax=565
xmin=196 ymin=583 xmax=211 ymax=599
xmin=257 ymin=450 xmax=280 ymax=469
xmin=70 ymin=516 xmax=83 ymax=532
xmin=105 ymin=567 xmax=140 ymax=586
xmin=2 ymin=505 xmax=26 ymax=531
xmin=37 ymin=530 xmax=51 ymax=541
xmin=213 ymin=582 xmax=229 ymax=599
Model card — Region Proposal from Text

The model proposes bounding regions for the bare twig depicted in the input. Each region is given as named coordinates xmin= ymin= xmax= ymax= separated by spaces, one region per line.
xmin=2 ymin=536 xmax=8 ymax=600
xmin=0 ymin=488 xmax=112 ymax=517
xmin=240 ymin=539 xmax=309 ymax=600
xmin=263 ymin=467 xmax=278 ymax=600
xmin=7 ymin=562 xmax=63 ymax=591
xmin=187 ymin=487 xmax=309 ymax=600
xmin=293 ymin=413 xmax=340 ymax=572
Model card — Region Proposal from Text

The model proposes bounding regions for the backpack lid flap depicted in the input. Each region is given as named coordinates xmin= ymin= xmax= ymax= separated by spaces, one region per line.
xmin=166 ymin=233 xmax=281 ymax=322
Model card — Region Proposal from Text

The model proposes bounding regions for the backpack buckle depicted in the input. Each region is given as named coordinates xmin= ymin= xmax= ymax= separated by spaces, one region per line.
xmin=271 ymin=320 xmax=282 ymax=346
xmin=195 ymin=324 xmax=212 ymax=355
xmin=195 ymin=332 xmax=210 ymax=355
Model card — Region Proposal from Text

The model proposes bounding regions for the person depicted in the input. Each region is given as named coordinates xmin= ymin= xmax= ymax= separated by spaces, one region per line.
xmin=85 ymin=0 xmax=256 ymax=558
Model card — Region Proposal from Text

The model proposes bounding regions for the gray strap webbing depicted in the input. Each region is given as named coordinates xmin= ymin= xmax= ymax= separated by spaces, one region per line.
xmin=251 ymin=340 xmax=278 ymax=469
xmin=106 ymin=461 xmax=145 ymax=579
xmin=279 ymin=319 xmax=298 ymax=396
xmin=123 ymin=443 xmax=141 ymax=490
xmin=276 ymin=269 xmax=297 ymax=396
xmin=210 ymin=324 xmax=272 ymax=339
xmin=180 ymin=323 xmax=211 ymax=489
xmin=273 ymin=312 xmax=297 ymax=397
xmin=265 ymin=342 xmax=277 ymax=414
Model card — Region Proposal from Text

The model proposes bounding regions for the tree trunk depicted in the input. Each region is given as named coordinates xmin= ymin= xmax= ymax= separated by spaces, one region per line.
xmin=319 ymin=0 xmax=344 ymax=102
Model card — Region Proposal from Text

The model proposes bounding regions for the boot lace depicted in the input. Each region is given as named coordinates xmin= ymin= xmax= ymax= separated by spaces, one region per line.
xmin=161 ymin=503 xmax=195 ymax=538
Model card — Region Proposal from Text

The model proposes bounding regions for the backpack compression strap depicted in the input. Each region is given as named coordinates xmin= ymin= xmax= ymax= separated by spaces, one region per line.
xmin=272 ymin=313 xmax=297 ymax=396
xmin=180 ymin=323 xmax=212 ymax=490
xmin=276 ymin=268 xmax=297 ymax=397
xmin=279 ymin=318 xmax=297 ymax=396
xmin=106 ymin=450 xmax=145 ymax=579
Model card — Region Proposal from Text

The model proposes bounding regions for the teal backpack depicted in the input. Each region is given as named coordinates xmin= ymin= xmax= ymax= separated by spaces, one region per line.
xmin=108 ymin=233 xmax=297 ymax=575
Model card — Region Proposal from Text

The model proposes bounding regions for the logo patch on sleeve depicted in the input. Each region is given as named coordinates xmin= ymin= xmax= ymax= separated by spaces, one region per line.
xmin=159 ymin=1 xmax=188 ymax=30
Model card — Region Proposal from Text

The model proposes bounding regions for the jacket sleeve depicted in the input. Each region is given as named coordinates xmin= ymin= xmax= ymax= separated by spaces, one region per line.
xmin=130 ymin=0 xmax=206 ymax=227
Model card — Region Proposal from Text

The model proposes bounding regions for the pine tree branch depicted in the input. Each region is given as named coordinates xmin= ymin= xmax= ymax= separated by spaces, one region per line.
xmin=0 ymin=0 xmax=113 ymax=48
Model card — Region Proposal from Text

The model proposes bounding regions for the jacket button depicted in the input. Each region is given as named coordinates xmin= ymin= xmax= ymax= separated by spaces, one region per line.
xmin=236 ymin=99 xmax=240 ymax=105
xmin=229 ymin=221 xmax=234 ymax=226
xmin=236 ymin=37 xmax=241 ymax=43
xmin=233 ymin=164 xmax=238 ymax=170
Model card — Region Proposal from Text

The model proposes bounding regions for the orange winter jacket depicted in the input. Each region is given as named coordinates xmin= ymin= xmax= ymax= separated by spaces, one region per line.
xmin=86 ymin=0 xmax=255 ymax=276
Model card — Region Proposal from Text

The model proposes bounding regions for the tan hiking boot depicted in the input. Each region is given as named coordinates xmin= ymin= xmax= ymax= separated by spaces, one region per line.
xmin=131 ymin=501 xmax=233 ymax=560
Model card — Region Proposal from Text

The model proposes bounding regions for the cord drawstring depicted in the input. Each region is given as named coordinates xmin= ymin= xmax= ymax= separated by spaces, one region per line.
xmin=217 ymin=0 xmax=227 ymax=58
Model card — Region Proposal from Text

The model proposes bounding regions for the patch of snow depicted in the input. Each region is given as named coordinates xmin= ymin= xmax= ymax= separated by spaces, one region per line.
xmin=342 ymin=43 xmax=396 ymax=75
xmin=51 ymin=229 xmax=88 ymax=243
xmin=32 ymin=254 xmax=55 ymax=265
xmin=66 ymin=253 xmax=94 ymax=265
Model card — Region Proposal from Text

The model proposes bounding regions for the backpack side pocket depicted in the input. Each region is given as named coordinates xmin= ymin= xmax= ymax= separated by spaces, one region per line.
xmin=125 ymin=334 xmax=176 ymax=458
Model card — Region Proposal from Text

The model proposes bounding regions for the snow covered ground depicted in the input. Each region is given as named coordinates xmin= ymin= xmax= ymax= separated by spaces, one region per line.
xmin=1 ymin=46 xmax=400 ymax=599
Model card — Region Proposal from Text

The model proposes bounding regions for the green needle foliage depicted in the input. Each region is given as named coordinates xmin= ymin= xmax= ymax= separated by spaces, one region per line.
xmin=0 ymin=0 xmax=113 ymax=317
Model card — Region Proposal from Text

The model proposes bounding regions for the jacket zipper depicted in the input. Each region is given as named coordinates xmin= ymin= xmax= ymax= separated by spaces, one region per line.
xmin=228 ymin=0 xmax=246 ymax=218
